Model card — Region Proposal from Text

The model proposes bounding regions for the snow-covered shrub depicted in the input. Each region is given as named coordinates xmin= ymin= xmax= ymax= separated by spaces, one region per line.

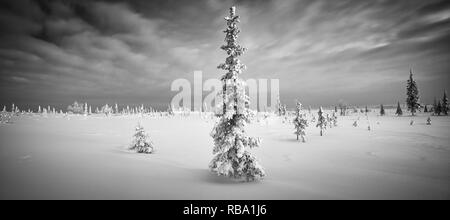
xmin=130 ymin=124 xmax=154 ymax=154
xmin=100 ymin=104 xmax=113 ymax=116
xmin=67 ymin=101 xmax=84 ymax=114
xmin=0 ymin=112 xmax=13 ymax=124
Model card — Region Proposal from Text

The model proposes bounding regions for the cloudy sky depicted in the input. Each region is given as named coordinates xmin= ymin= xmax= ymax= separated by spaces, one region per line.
xmin=0 ymin=0 xmax=449 ymax=110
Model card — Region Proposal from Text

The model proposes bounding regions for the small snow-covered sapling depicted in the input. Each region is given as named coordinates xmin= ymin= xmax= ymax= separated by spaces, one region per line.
xmin=130 ymin=123 xmax=154 ymax=154
xmin=426 ymin=117 xmax=431 ymax=125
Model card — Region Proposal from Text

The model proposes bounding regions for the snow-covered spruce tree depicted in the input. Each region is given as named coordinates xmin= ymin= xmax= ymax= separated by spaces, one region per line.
xmin=442 ymin=90 xmax=448 ymax=115
xmin=332 ymin=111 xmax=338 ymax=127
xmin=380 ymin=104 xmax=385 ymax=116
xmin=293 ymin=102 xmax=308 ymax=142
xmin=210 ymin=6 xmax=265 ymax=182
xmin=406 ymin=69 xmax=420 ymax=116
xmin=316 ymin=107 xmax=326 ymax=136
xmin=130 ymin=123 xmax=154 ymax=154
xmin=396 ymin=101 xmax=403 ymax=116
xmin=326 ymin=114 xmax=332 ymax=128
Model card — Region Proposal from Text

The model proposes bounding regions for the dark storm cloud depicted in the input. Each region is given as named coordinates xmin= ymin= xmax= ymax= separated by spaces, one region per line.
xmin=0 ymin=0 xmax=449 ymax=110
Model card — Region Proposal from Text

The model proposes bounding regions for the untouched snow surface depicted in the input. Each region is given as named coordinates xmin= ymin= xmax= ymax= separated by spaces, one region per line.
xmin=0 ymin=112 xmax=449 ymax=199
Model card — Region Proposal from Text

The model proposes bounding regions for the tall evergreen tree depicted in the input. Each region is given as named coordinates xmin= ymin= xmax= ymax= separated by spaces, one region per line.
xmin=380 ymin=104 xmax=385 ymax=116
xmin=424 ymin=105 xmax=428 ymax=113
xmin=293 ymin=102 xmax=308 ymax=142
xmin=210 ymin=6 xmax=265 ymax=182
xmin=442 ymin=90 xmax=448 ymax=115
xmin=406 ymin=69 xmax=420 ymax=115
